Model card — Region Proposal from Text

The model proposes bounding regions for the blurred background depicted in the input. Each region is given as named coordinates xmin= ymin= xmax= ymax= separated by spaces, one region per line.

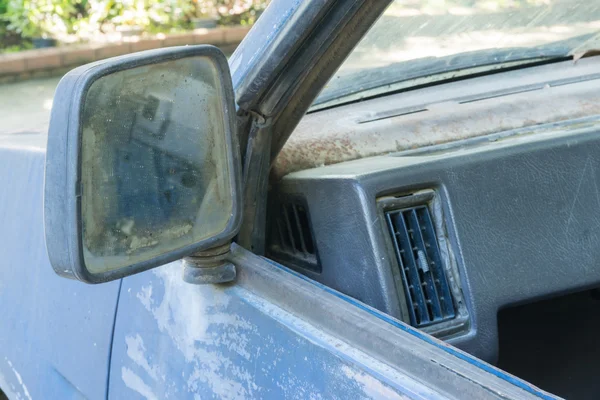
xmin=1 ymin=0 xmax=600 ymax=135
xmin=0 ymin=0 xmax=268 ymax=134
xmin=0 ymin=0 xmax=267 ymax=51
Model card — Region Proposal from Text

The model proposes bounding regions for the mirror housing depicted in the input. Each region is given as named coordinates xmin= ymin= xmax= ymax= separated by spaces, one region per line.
xmin=44 ymin=45 xmax=242 ymax=283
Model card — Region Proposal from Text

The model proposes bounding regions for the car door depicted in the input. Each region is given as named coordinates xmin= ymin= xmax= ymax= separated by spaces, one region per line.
xmin=108 ymin=244 xmax=553 ymax=399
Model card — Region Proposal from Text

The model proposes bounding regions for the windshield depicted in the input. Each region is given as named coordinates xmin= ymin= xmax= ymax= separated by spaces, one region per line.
xmin=313 ymin=0 xmax=600 ymax=109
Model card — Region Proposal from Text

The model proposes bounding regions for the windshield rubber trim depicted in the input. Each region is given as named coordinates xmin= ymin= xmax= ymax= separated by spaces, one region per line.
xmin=309 ymin=56 xmax=572 ymax=113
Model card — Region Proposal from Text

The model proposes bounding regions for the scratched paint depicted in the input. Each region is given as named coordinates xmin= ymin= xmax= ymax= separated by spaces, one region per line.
xmin=238 ymin=287 xmax=432 ymax=400
xmin=109 ymin=262 xmax=430 ymax=399
xmin=341 ymin=366 xmax=406 ymax=400
xmin=121 ymin=367 xmax=158 ymax=400
xmin=0 ymin=368 xmax=21 ymax=400
xmin=125 ymin=335 xmax=161 ymax=381
xmin=138 ymin=266 xmax=255 ymax=399
xmin=5 ymin=359 xmax=32 ymax=400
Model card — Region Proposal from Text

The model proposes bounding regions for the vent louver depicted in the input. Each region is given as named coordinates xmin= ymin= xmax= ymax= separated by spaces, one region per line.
xmin=277 ymin=203 xmax=314 ymax=255
xmin=269 ymin=199 xmax=321 ymax=273
xmin=386 ymin=206 xmax=456 ymax=327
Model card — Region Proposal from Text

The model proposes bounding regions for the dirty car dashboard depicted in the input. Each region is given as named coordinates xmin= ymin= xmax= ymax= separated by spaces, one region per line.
xmin=268 ymin=57 xmax=600 ymax=364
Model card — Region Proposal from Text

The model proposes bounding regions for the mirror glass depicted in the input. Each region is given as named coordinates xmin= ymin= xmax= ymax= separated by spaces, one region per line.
xmin=80 ymin=56 xmax=233 ymax=274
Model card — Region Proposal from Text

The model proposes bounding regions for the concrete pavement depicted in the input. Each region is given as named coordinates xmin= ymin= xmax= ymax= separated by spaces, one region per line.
xmin=0 ymin=76 xmax=61 ymax=135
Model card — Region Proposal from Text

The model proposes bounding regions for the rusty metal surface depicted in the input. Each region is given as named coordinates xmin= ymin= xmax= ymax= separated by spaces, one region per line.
xmin=272 ymin=57 xmax=600 ymax=180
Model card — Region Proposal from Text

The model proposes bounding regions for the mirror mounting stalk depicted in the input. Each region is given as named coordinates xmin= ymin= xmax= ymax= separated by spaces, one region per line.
xmin=182 ymin=242 xmax=236 ymax=284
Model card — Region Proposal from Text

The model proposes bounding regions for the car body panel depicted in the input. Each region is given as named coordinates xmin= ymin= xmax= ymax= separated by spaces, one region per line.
xmin=109 ymin=264 xmax=420 ymax=399
xmin=0 ymin=138 xmax=121 ymax=400
xmin=107 ymin=244 xmax=555 ymax=400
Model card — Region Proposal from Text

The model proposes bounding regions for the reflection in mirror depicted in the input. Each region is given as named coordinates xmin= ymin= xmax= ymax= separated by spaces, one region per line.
xmin=80 ymin=56 xmax=232 ymax=273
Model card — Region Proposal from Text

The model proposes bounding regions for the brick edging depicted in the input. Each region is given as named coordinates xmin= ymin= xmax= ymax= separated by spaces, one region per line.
xmin=0 ymin=26 xmax=250 ymax=82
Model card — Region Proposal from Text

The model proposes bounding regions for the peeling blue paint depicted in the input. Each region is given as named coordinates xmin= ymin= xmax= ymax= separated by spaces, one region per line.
xmin=109 ymin=264 xmax=421 ymax=399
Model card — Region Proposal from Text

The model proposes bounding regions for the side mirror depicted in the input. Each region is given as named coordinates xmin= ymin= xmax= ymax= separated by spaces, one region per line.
xmin=44 ymin=46 xmax=242 ymax=283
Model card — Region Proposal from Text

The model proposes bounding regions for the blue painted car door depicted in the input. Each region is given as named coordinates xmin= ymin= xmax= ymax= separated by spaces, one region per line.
xmin=108 ymin=245 xmax=555 ymax=399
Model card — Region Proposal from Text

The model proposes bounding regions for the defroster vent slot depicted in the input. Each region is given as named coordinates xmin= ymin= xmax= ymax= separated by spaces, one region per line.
xmin=268 ymin=198 xmax=321 ymax=273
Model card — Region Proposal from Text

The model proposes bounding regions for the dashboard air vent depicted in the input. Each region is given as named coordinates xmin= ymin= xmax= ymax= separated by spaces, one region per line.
xmin=268 ymin=198 xmax=321 ymax=273
xmin=386 ymin=206 xmax=456 ymax=327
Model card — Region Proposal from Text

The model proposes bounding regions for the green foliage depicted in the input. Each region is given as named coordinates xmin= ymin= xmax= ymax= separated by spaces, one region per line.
xmin=4 ymin=0 xmax=87 ymax=38
xmin=211 ymin=0 xmax=269 ymax=25
xmin=0 ymin=0 xmax=26 ymax=50
xmin=92 ymin=0 xmax=195 ymax=31
xmin=0 ymin=41 xmax=32 ymax=53
xmin=0 ymin=0 xmax=267 ymax=50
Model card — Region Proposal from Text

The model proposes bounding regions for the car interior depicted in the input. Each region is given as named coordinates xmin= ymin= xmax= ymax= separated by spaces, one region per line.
xmin=266 ymin=56 xmax=600 ymax=399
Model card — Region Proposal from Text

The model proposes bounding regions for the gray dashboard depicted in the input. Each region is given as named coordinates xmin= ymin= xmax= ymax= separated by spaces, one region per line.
xmin=268 ymin=115 xmax=600 ymax=363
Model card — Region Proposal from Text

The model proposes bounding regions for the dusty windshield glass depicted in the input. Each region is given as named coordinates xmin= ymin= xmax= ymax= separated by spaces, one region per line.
xmin=313 ymin=0 xmax=600 ymax=109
